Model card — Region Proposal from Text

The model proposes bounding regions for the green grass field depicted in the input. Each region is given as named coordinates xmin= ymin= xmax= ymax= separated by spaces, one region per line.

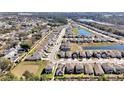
xmin=80 ymin=42 xmax=114 ymax=47
xmin=54 ymin=73 xmax=95 ymax=80
xmin=72 ymin=28 xmax=79 ymax=35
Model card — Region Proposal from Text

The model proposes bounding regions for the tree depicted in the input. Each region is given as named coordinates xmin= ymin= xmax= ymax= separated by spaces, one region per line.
xmin=20 ymin=40 xmax=32 ymax=49
xmin=0 ymin=59 xmax=13 ymax=71
xmin=22 ymin=71 xmax=39 ymax=81
xmin=51 ymin=17 xmax=67 ymax=25
xmin=0 ymin=72 xmax=18 ymax=81
xmin=22 ymin=71 xmax=33 ymax=80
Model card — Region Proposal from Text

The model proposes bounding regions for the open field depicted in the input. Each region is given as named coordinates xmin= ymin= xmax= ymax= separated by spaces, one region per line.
xmin=70 ymin=43 xmax=81 ymax=52
xmin=79 ymin=42 xmax=114 ymax=47
xmin=72 ymin=28 xmax=79 ymax=35
xmin=11 ymin=60 xmax=48 ymax=78
xmin=70 ymin=42 xmax=114 ymax=52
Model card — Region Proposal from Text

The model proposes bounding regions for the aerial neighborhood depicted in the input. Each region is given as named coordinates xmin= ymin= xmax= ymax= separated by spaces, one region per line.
xmin=0 ymin=12 xmax=124 ymax=81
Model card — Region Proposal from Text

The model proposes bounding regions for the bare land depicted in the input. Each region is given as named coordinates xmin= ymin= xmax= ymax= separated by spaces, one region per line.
xmin=11 ymin=61 xmax=48 ymax=78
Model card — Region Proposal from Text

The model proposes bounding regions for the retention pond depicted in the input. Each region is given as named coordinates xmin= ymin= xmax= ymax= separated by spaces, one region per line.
xmin=79 ymin=28 xmax=92 ymax=36
xmin=83 ymin=44 xmax=124 ymax=50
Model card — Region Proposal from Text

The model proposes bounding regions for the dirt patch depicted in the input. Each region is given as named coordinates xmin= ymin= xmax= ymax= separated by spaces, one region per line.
xmin=70 ymin=43 xmax=81 ymax=52
xmin=11 ymin=63 xmax=40 ymax=78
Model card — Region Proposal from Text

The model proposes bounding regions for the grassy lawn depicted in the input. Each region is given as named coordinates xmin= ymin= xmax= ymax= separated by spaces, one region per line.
xmin=54 ymin=73 xmax=95 ymax=79
xmin=70 ymin=42 xmax=114 ymax=52
xmin=41 ymin=74 xmax=53 ymax=79
xmin=11 ymin=60 xmax=48 ymax=79
xmin=70 ymin=43 xmax=81 ymax=52
xmin=104 ymin=74 xmax=124 ymax=78
xmin=64 ymin=74 xmax=84 ymax=78
xmin=80 ymin=42 xmax=114 ymax=47
xmin=72 ymin=28 xmax=79 ymax=35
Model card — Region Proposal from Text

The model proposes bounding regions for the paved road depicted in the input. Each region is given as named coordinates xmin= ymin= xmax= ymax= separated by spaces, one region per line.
xmin=43 ymin=27 xmax=67 ymax=63
xmin=42 ymin=27 xmax=67 ymax=81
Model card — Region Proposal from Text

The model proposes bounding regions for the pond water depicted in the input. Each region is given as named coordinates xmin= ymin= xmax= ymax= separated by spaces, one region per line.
xmin=78 ymin=19 xmax=94 ymax=22
xmin=79 ymin=29 xmax=92 ymax=36
xmin=83 ymin=44 xmax=124 ymax=50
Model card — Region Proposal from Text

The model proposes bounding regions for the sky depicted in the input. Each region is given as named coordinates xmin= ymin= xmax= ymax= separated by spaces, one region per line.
xmin=0 ymin=0 xmax=124 ymax=12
